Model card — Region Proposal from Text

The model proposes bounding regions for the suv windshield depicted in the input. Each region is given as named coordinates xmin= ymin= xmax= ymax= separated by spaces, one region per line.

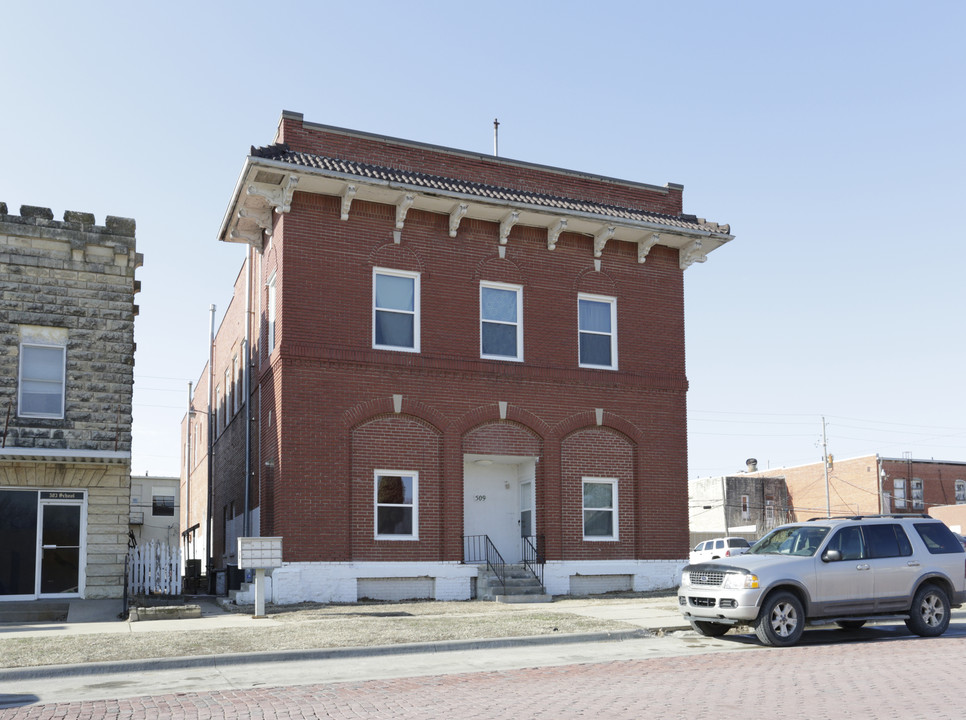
xmin=749 ymin=525 xmax=830 ymax=556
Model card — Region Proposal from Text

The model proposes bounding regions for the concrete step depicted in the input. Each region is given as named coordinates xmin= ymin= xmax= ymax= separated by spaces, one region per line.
xmin=494 ymin=593 xmax=553 ymax=604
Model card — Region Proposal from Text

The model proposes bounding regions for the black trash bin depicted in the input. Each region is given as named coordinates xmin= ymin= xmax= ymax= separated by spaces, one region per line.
xmin=227 ymin=564 xmax=245 ymax=592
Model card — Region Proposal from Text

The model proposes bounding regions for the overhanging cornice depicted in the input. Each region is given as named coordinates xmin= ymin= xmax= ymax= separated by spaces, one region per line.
xmin=220 ymin=153 xmax=733 ymax=269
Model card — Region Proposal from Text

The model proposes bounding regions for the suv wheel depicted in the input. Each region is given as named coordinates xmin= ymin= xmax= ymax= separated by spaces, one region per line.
xmin=755 ymin=591 xmax=804 ymax=647
xmin=905 ymin=584 xmax=950 ymax=637
xmin=689 ymin=619 xmax=730 ymax=637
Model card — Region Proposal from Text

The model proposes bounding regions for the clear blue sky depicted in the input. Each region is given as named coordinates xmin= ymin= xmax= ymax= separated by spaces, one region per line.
xmin=2 ymin=1 xmax=963 ymax=478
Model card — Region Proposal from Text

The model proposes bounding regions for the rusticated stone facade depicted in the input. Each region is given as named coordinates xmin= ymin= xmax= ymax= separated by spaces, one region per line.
xmin=0 ymin=203 xmax=140 ymax=601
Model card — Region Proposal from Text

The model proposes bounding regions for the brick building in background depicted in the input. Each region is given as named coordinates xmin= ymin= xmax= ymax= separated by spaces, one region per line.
xmin=182 ymin=111 xmax=733 ymax=602
xmin=0 ymin=204 xmax=139 ymax=602
xmin=744 ymin=454 xmax=966 ymax=520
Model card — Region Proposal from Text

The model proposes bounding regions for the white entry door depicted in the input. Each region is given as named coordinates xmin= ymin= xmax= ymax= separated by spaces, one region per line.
xmin=463 ymin=461 xmax=521 ymax=563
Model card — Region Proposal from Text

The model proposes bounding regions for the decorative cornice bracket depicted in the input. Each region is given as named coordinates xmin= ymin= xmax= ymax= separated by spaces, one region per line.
xmin=593 ymin=225 xmax=616 ymax=258
xmin=637 ymin=233 xmax=661 ymax=263
xmin=449 ymin=203 xmax=469 ymax=237
xmin=340 ymin=184 xmax=357 ymax=221
xmin=547 ymin=218 xmax=567 ymax=250
xmin=680 ymin=238 xmax=708 ymax=270
xmin=395 ymin=193 xmax=416 ymax=230
xmin=499 ymin=210 xmax=520 ymax=245
xmin=230 ymin=225 xmax=264 ymax=247
xmin=238 ymin=206 xmax=274 ymax=240
xmin=247 ymin=174 xmax=300 ymax=214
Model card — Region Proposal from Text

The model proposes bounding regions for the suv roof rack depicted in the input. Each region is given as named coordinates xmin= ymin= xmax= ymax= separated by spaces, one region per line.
xmin=806 ymin=513 xmax=932 ymax=522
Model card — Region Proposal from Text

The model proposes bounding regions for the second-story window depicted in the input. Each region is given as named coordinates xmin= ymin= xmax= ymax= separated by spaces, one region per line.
xmin=578 ymin=294 xmax=617 ymax=370
xmin=480 ymin=282 xmax=523 ymax=361
xmin=224 ymin=368 xmax=232 ymax=420
xmin=232 ymin=355 xmax=241 ymax=413
xmin=373 ymin=268 xmax=420 ymax=352
xmin=266 ymin=271 xmax=277 ymax=354
xmin=19 ymin=343 xmax=66 ymax=418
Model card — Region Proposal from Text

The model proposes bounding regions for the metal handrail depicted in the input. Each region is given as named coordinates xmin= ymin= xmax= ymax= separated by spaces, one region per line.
xmin=463 ymin=534 xmax=507 ymax=594
xmin=522 ymin=535 xmax=545 ymax=587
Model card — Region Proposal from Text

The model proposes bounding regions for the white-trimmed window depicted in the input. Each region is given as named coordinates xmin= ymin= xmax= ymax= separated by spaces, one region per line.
xmin=373 ymin=268 xmax=420 ymax=352
xmin=152 ymin=489 xmax=175 ymax=517
xmin=911 ymin=478 xmax=923 ymax=510
xmin=741 ymin=495 xmax=750 ymax=520
xmin=19 ymin=343 xmax=67 ymax=418
xmin=224 ymin=368 xmax=232 ymax=421
xmin=894 ymin=479 xmax=906 ymax=510
xmin=232 ymin=355 xmax=241 ymax=413
xmin=582 ymin=477 xmax=618 ymax=540
xmin=266 ymin=271 xmax=277 ymax=354
xmin=956 ymin=480 xmax=966 ymax=504
xmin=578 ymin=294 xmax=617 ymax=369
xmin=215 ymin=386 xmax=223 ymax=435
xmin=480 ymin=281 xmax=523 ymax=361
xmin=375 ymin=471 xmax=418 ymax=539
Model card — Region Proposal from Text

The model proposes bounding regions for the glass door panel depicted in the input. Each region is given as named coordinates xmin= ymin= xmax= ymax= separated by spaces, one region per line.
xmin=0 ymin=490 xmax=39 ymax=596
xmin=40 ymin=505 xmax=81 ymax=595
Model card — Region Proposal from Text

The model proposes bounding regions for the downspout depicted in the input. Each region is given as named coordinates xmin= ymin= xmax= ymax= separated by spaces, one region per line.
xmin=185 ymin=381 xmax=192 ymax=561
xmin=206 ymin=304 xmax=215 ymax=582
xmin=243 ymin=247 xmax=253 ymax=537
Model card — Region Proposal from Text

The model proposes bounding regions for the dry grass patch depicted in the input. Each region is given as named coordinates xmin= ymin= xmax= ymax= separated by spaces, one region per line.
xmin=0 ymin=606 xmax=636 ymax=669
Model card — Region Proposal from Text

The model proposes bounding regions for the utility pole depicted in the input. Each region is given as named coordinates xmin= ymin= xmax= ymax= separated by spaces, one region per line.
xmin=822 ymin=416 xmax=830 ymax=518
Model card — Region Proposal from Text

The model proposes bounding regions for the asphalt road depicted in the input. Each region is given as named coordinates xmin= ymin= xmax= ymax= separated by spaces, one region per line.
xmin=3 ymin=621 xmax=966 ymax=719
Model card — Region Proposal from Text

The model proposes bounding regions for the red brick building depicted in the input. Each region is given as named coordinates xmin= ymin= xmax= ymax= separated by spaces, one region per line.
xmin=182 ymin=111 xmax=733 ymax=602
xmin=745 ymin=454 xmax=966 ymax=520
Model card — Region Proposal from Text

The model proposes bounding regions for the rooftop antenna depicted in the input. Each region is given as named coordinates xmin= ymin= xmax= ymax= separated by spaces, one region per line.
xmin=493 ymin=118 xmax=500 ymax=156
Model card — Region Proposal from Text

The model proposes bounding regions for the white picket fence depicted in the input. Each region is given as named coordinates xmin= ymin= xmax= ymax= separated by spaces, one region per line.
xmin=128 ymin=540 xmax=182 ymax=596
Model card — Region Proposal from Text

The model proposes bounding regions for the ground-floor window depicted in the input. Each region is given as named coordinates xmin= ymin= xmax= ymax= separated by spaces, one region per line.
xmin=374 ymin=471 xmax=418 ymax=540
xmin=582 ymin=477 xmax=618 ymax=540
xmin=0 ymin=488 xmax=86 ymax=598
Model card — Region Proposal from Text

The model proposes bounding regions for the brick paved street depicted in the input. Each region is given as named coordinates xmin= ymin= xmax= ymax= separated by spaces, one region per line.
xmin=3 ymin=634 xmax=964 ymax=719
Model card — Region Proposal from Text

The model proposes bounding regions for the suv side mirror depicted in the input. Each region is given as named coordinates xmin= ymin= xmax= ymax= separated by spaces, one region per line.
xmin=822 ymin=549 xmax=841 ymax=563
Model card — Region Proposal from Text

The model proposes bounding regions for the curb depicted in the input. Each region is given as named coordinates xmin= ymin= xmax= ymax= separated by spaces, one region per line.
xmin=0 ymin=628 xmax=659 ymax=681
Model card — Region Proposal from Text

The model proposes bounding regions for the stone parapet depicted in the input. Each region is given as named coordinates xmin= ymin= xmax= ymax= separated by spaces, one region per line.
xmin=0 ymin=204 xmax=139 ymax=454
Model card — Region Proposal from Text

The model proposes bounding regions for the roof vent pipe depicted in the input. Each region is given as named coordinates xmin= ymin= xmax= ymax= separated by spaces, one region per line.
xmin=746 ymin=458 xmax=758 ymax=472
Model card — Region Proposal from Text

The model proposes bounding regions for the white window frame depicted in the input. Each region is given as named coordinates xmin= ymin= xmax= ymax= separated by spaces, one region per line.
xmin=480 ymin=281 xmax=523 ymax=361
xmin=215 ymin=386 xmax=222 ymax=435
xmin=955 ymin=480 xmax=966 ymax=504
xmin=577 ymin=293 xmax=618 ymax=370
xmin=582 ymin=477 xmax=618 ymax=541
xmin=224 ymin=368 xmax=232 ymax=421
xmin=894 ymin=479 xmax=906 ymax=510
xmin=18 ymin=342 xmax=67 ymax=419
xmin=911 ymin=478 xmax=924 ymax=510
xmin=266 ymin=271 xmax=277 ymax=355
xmin=374 ymin=470 xmax=419 ymax=540
xmin=232 ymin=355 xmax=241 ymax=414
xmin=372 ymin=268 xmax=420 ymax=353
xmin=741 ymin=495 xmax=750 ymax=520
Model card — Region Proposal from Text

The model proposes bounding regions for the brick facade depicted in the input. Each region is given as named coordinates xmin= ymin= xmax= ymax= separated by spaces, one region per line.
xmin=185 ymin=112 xmax=732 ymax=601
xmin=0 ymin=203 xmax=139 ymax=600
xmin=746 ymin=454 xmax=966 ymax=520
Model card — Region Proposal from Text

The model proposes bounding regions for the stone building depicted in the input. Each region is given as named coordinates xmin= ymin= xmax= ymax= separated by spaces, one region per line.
xmin=183 ymin=111 xmax=733 ymax=602
xmin=0 ymin=204 xmax=140 ymax=601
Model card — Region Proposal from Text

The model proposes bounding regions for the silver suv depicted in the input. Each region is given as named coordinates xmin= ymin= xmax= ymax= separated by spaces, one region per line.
xmin=678 ymin=515 xmax=966 ymax=646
